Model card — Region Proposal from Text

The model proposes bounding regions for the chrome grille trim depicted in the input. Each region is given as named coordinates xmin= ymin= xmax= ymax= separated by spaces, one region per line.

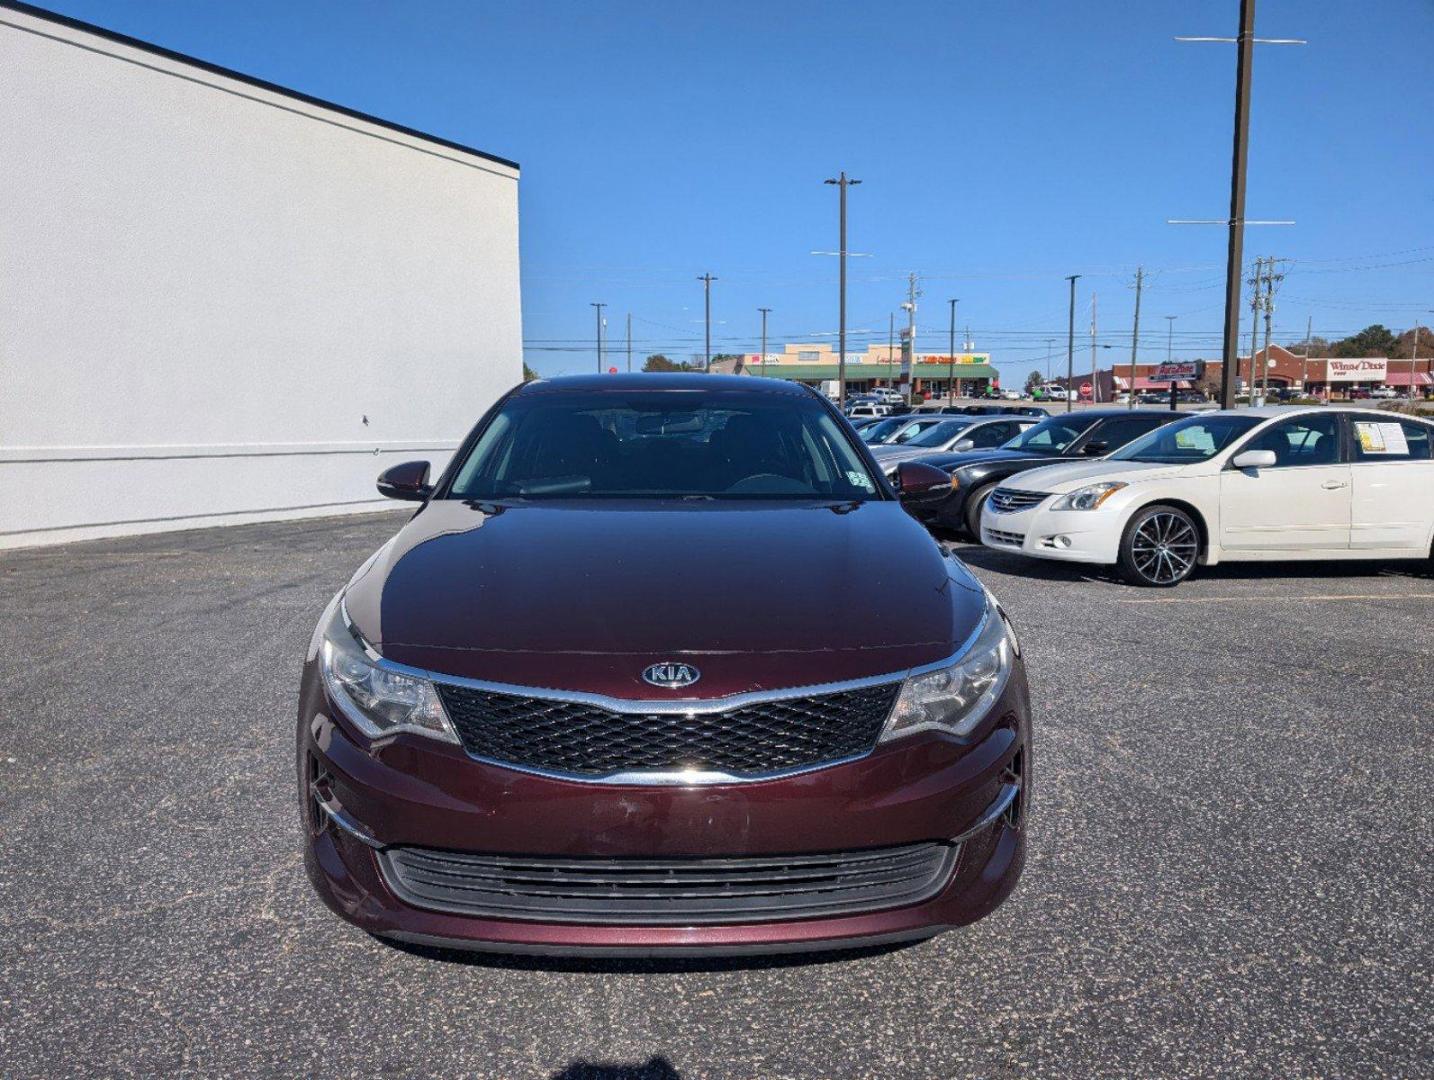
xmin=988 ymin=488 xmax=1050 ymax=513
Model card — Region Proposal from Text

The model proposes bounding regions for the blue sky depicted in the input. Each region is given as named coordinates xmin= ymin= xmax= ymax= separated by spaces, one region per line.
xmin=36 ymin=0 xmax=1434 ymax=379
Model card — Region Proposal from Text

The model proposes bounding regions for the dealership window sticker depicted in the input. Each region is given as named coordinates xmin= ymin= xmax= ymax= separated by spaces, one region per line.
xmin=1353 ymin=421 xmax=1409 ymax=456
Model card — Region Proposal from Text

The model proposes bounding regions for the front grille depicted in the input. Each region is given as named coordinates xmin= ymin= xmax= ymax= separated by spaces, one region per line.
xmin=379 ymin=841 xmax=958 ymax=924
xmin=435 ymin=681 xmax=901 ymax=779
xmin=985 ymin=527 xmax=1026 ymax=547
xmin=988 ymin=487 xmax=1049 ymax=513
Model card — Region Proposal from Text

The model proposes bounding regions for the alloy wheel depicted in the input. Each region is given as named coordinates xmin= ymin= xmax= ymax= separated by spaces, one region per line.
xmin=1129 ymin=511 xmax=1198 ymax=585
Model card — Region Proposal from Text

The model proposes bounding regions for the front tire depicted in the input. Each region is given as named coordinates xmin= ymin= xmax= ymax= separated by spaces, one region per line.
xmin=1117 ymin=505 xmax=1200 ymax=587
xmin=963 ymin=483 xmax=999 ymax=540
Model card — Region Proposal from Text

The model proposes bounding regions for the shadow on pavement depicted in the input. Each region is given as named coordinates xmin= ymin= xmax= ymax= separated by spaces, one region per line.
xmin=550 ymin=1058 xmax=681 ymax=1080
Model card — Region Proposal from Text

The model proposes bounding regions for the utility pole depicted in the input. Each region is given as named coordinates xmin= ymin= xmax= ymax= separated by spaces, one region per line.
xmin=1090 ymin=292 xmax=1098 ymax=404
xmin=590 ymin=302 xmax=606 ymax=373
xmin=888 ymin=312 xmax=895 ymax=387
xmin=1246 ymin=256 xmax=1264 ymax=401
xmin=1128 ymin=267 xmax=1144 ymax=409
xmin=1260 ymin=258 xmax=1283 ymax=402
xmin=1301 ymin=314 xmax=1312 ymax=395
xmin=824 ymin=172 xmax=861 ymax=407
xmin=1165 ymin=314 xmax=1178 ymax=410
xmin=948 ymin=299 xmax=959 ymax=404
xmin=758 ymin=307 xmax=771 ymax=378
xmin=1219 ymin=0 xmax=1256 ymax=409
xmin=1408 ymin=314 xmax=1426 ymax=402
xmin=626 ymin=312 xmax=632 ymax=373
xmin=903 ymin=272 xmax=920 ymax=404
xmin=1065 ymin=275 xmax=1081 ymax=413
xmin=697 ymin=274 xmax=716 ymax=369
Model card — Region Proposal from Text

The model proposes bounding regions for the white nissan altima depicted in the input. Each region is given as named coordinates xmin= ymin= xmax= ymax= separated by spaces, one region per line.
xmin=978 ymin=407 xmax=1434 ymax=586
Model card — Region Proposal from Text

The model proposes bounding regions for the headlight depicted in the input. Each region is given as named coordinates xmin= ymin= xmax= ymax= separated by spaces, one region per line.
xmin=1052 ymin=481 xmax=1127 ymax=511
xmin=319 ymin=601 xmax=459 ymax=744
xmin=879 ymin=596 xmax=1015 ymax=742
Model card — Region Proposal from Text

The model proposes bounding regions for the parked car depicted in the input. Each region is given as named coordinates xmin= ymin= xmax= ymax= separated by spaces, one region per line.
xmin=870 ymin=387 xmax=905 ymax=404
xmin=978 ymin=407 xmax=1434 ymax=586
xmin=845 ymin=402 xmax=890 ymax=418
xmin=847 ymin=416 xmax=885 ymax=434
xmin=906 ymin=409 xmax=1184 ymax=538
xmin=871 ymin=416 xmax=1039 ymax=471
xmin=1370 ymin=386 xmax=1398 ymax=400
xmin=299 ymin=374 xmax=1030 ymax=953
xmin=859 ymin=415 xmax=925 ymax=444
xmin=999 ymin=389 xmax=1022 ymax=400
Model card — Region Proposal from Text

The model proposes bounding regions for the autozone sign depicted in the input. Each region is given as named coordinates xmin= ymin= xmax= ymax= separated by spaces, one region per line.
xmin=1150 ymin=360 xmax=1206 ymax=383
xmin=1326 ymin=358 xmax=1388 ymax=383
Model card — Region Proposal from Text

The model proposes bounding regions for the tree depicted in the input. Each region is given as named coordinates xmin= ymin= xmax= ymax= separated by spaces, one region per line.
xmin=1024 ymin=369 xmax=1043 ymax=393
xmin=642 ymin=353 xmax=696 ymax=373
xmin=522 ymin=362 xmax=539 ymax=382
xmin=1390 ymin=326 xmax=1434 ymax=361
xmin=1332 ymin=324 xmax=1397 ymax=359
xmin=1285 ymin=335 xmax=1331 ymax=356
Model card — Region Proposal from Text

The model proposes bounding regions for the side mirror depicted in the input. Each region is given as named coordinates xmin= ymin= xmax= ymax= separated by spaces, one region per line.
xmin=894 ymin=461 xmax=950 ymax=503
xmin=1081 ymin=440 xmax=1109 ymax=457
xmin=377 ymin=460 xmax=433 ymax=501
xmin=952 ymin=439 xmax=975 ymax=453
xmin=1231 ymin=449 xmax=1277 ymax=471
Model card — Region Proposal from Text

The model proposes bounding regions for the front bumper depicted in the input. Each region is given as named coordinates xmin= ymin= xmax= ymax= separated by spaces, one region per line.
xmin=980 ymin=499 xmax=1121 ymax=565
xmin=296 ymin=662 xmax=1031 ymax=955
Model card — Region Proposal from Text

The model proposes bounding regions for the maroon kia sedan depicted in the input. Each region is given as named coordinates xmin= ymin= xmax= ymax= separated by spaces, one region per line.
xmin=298 ymin=374 xmax=1030 ymax=955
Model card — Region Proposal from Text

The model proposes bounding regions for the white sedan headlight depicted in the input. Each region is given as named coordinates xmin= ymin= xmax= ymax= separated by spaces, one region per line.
xmin=1052 ymin=481 xmax=1127 ymax=511
xmin=879 ymin=596 xmax=1015 ymax=742
xmin=319 ymin=601 xmax=459 ymax=744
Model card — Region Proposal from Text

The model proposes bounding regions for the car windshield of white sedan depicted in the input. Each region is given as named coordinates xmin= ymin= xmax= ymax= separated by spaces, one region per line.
xmin=1000 ymin=417 xmax=1087 ymax=454
xmin=1109 ymin=415 xmax=1263 ymax=464
xmin=448 ymin=391 xmax=882 ymax=500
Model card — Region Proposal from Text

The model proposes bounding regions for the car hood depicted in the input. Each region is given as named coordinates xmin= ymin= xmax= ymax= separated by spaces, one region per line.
xmin=938 ymin=448 xmax=1061 ymax=471
xmin=1003 ymin=459 xmax=1187 ymax=493
xmin=341 ymin=499 xmax=984 ymax=699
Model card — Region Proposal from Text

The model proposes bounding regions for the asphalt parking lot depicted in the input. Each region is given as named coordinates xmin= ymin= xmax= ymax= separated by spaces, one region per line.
xmin=2 ymin=512 xmax=1429 ymax=1079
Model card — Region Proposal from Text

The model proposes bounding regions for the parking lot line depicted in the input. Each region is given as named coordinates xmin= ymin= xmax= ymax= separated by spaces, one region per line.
xmin=1116 ymin=592 xmax=1434 ymax=604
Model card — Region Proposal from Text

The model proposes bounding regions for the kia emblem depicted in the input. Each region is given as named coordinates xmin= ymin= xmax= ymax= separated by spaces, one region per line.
xmin=641 ymin=662 xmax=700 ymax=689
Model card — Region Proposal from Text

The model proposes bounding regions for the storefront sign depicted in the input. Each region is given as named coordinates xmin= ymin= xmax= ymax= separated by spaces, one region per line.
xmin=1150 ymin=360 xmax=1206 ymax=383
xmin=1326 ymin=358 xmax=1388 ymax=383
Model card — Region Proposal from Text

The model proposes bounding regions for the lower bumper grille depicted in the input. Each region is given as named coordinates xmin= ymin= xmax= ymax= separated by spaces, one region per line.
xmin=379 ymin=841 xmax=958 ymax=925
xmin=985 ymin=527 xmax=1026 ymax=547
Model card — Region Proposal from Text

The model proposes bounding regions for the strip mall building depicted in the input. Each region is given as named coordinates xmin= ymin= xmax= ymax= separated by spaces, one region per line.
xmin=717 ymin=343 xmax=1001 ymax=397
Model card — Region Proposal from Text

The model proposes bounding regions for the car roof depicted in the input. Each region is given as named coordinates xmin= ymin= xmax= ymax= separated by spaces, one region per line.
xmin=518 ymin=373 xmax=811 ymax=396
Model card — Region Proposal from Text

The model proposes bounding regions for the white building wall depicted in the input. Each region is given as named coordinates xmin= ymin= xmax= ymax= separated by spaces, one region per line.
xmin=0 ymin=5 xmax=522 ymax=548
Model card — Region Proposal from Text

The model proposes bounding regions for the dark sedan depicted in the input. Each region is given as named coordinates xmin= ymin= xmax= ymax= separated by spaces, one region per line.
xmin=907 ymin=409 xmax=1183 ymax=537
xmin=298 ymin=374 xmax=1030 ymax=955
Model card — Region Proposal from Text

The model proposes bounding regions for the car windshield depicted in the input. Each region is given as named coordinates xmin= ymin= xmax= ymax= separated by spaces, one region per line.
xmin=861 ymin=417 xmax=911 ymax=443
xmin=1109 ymin=414 xmax=1263 ymax=464
xmin=904 ymin=418 xmax=974 ymax=447
xmin=448 ymin=390 xmax=882 ymax=501
xmin=1000 ymin=416 xmax=1090 ymax=454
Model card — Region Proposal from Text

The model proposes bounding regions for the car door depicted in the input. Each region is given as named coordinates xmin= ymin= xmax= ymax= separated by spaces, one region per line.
xmin=1347 ymin=414 xmax=1434 ymax=551
xmin=1219 ymin=413 xmax=1352 ymax=552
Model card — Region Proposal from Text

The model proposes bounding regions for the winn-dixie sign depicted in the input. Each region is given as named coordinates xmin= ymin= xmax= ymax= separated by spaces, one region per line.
xmin=1326 ymin=358 xmax=1388 ymax=383
xmin=1150 ymin=360 xmax=1205 ymax=383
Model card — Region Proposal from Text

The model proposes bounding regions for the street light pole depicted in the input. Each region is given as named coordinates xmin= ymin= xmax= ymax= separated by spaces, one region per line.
xmin=948 ymin=299 xmax=958 ymax=405
xmin=824 ymin=173 xmax=861 ymax=407
xmin=590 ymin=302 xmax=606 ymax=373
xmin=759 ymin=307 xmax=771 ymax=378
xmin=1065 ymin=275 xmax=1081 ymax=413
xmin=697 ymin=274 xmax=716 ymax=369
